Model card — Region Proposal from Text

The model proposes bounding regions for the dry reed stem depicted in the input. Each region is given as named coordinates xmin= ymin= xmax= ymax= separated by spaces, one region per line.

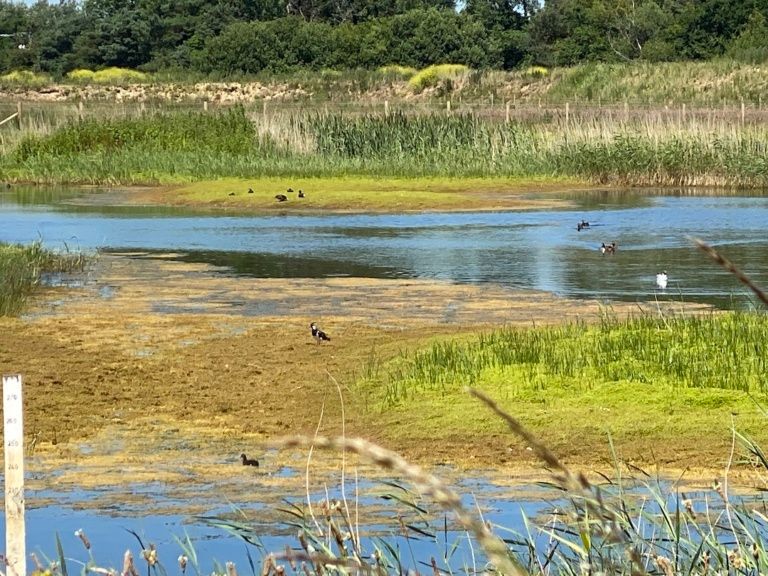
xmin=268 ymin=550 xmax=384 ymax=575
xmin=693 ymin=238 xmax=768 ymax=307
xmin=275 ymin=435 xmax=525 ymax=576
xmin=466 ymin=387 xmax=649 ymax=576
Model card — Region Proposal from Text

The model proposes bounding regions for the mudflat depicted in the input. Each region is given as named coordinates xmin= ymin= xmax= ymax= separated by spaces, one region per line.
xmin=0 ymin=251 xmax=729 ymax=504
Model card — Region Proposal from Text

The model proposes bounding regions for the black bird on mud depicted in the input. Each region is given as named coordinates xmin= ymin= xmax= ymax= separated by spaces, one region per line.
xmin=275 ymin=194 xmax=288 ymax=202
xmin=228 ymin=192 xmax=235 ymax=196
xmin=298 ymin=190 xmax=305 ymax=198
xmin=248 ymin=188 xmax=254 ymax=194
xmin=240 ymin=453 xmax=259 ymax=467
xmin=287 ymin=188 xmax=294 ymax=194
xmin=310 ymin=322 xmax=331 ymax=344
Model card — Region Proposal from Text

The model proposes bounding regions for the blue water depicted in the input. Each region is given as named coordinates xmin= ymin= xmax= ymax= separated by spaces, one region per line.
xmin=3 ymin=186 xmax=768 ymax=308
xmin=9 ymin=474 xmax=557 ymax=575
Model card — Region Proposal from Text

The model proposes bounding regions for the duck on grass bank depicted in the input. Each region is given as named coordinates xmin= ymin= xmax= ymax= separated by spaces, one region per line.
xmin=275 ymin=194 xmax=288 ymax=202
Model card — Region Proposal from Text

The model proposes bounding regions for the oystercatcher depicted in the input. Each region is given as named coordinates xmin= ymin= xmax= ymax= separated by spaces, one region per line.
xmin=310 ymin=322 xmax=331 ymax=344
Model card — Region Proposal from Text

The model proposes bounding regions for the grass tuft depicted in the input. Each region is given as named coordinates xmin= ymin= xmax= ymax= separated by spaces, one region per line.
xmin=0 ymin=241 xmax=87 ymax=316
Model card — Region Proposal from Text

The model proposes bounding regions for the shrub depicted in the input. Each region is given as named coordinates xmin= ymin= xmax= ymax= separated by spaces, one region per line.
xmin=65 ymin=67 xmax=150 ymax=84
xmin=0 ymin=70 xmax=51 ymax=88
xmin=377 ymin=65 xmax=418 ymax=78
xmin=92 ymin=67 xmax=151 ymax=84
xmin=66 ymin=69 xmax=96 ymax=82
xmin=407 ymin=64 xmax=469 ymax=93
xmin=523 ymin=65 xmax=549 ymax=78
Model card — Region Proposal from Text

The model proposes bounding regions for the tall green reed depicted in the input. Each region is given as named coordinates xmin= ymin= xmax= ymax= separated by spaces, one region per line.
xmin=0 ymin=241 xmax=86 ymax=316
xmin=4 ymin=105 xmax=768 ymax=186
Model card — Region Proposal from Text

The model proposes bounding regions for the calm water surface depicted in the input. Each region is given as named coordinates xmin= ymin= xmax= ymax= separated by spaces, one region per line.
xmin=2 ymin=186 xmax=768 ymax=308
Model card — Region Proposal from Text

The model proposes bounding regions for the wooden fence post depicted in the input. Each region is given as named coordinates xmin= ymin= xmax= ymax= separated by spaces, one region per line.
xmin=505 ymin=101 xmax=510 ymax=123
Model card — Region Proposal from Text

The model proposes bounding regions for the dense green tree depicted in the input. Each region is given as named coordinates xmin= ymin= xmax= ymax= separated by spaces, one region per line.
xmin=0 ymin=1 xmax=31 ymax=71
xmin=26 ymin=1 xmax=88 ymax=74
xmin=726 ymin=9 xmax=768 ymax=63
xmin=463 ymin=0 xmax=528 ymax=31
xmin=285 ymin=0 xmax=455 ymax=23
xmin=75 ymin=0 xmax=151 ymax=68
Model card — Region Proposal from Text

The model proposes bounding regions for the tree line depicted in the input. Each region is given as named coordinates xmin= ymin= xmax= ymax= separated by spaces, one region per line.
xmin=1 ymin=0 xmax=767 ymax=77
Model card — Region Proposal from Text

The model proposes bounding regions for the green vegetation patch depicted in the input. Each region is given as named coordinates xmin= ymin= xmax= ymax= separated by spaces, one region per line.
xmin=359 ymin=313 xmax=768 ymax=454
xmin=0 ymin=70 xmax=51 ymax=88
xmin=0 ymin=241 xmax=86 ymax=316
xmin=408 ymin=64 xmax=469 ymax=93
xmin=169 ymin=176 xmax=555 ymax=211
xmin=66 ymin=67 xmax=151 ymax=84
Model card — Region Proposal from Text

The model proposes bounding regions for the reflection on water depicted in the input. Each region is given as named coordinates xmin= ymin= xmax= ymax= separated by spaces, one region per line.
xmin=2 ymin=185 xmax=768 ymax=309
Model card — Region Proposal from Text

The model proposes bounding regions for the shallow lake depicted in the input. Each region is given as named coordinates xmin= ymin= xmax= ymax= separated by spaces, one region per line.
xmin=2 ymin=184 xmax=768 ymax=570
xmin=2 ymin=186 xmax=768 ymax=309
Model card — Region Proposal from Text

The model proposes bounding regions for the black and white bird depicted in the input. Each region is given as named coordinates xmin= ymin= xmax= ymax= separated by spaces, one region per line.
xmin=298 ymin=189 xmax=305 ymax=198
xmin=656 ymin=270 xmax=668 ymax=290
xmin=310 ymin=322 xmax=331 ymax=344
xmin=600 ymin=241 xmax=617 ymax=255
xmin=240 ymin=453 xmax=259 ymax=467
xmin=576 ymin=220 xmax=590 ymax=231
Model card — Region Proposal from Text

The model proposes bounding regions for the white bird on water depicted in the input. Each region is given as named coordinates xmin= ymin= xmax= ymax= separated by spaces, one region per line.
xmin=656 ymin=270 xmax=668 ymax=290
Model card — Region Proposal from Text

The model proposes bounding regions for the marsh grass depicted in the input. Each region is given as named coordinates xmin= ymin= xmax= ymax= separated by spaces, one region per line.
xmin=374 ymin=313 xmax=768 ymax=407
xmin=0 ymin=240 xmax=86 ymax=316
xmin=3 ymin=102 xmax=768 ymax=186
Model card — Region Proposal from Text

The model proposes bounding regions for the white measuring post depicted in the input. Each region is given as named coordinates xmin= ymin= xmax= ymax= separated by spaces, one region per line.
xmin=3 ymin=374 xmax=26 ymax=576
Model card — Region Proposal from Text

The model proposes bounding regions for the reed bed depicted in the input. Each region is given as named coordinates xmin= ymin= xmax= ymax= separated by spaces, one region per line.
xmin=375 ymin=313 xmax=768 ymax=406
xmin=0 ymin=241 xmax=86 ymax=316
xmin=3 ymin=104 xmax=768 ymax=187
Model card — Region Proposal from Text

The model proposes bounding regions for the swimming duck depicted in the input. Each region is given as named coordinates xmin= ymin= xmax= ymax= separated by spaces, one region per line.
xmin=577 ymin=220 xmax=590 ymax=231
xmin=240 ymin=453 xmax=259 ymax=467
xmin=310 ymin=322 xmax=331 ymax=344
xmin=656 ymin=271 xmax=668 ymax=290
xmin=275 ymin=194 xmax=288 ymax=202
